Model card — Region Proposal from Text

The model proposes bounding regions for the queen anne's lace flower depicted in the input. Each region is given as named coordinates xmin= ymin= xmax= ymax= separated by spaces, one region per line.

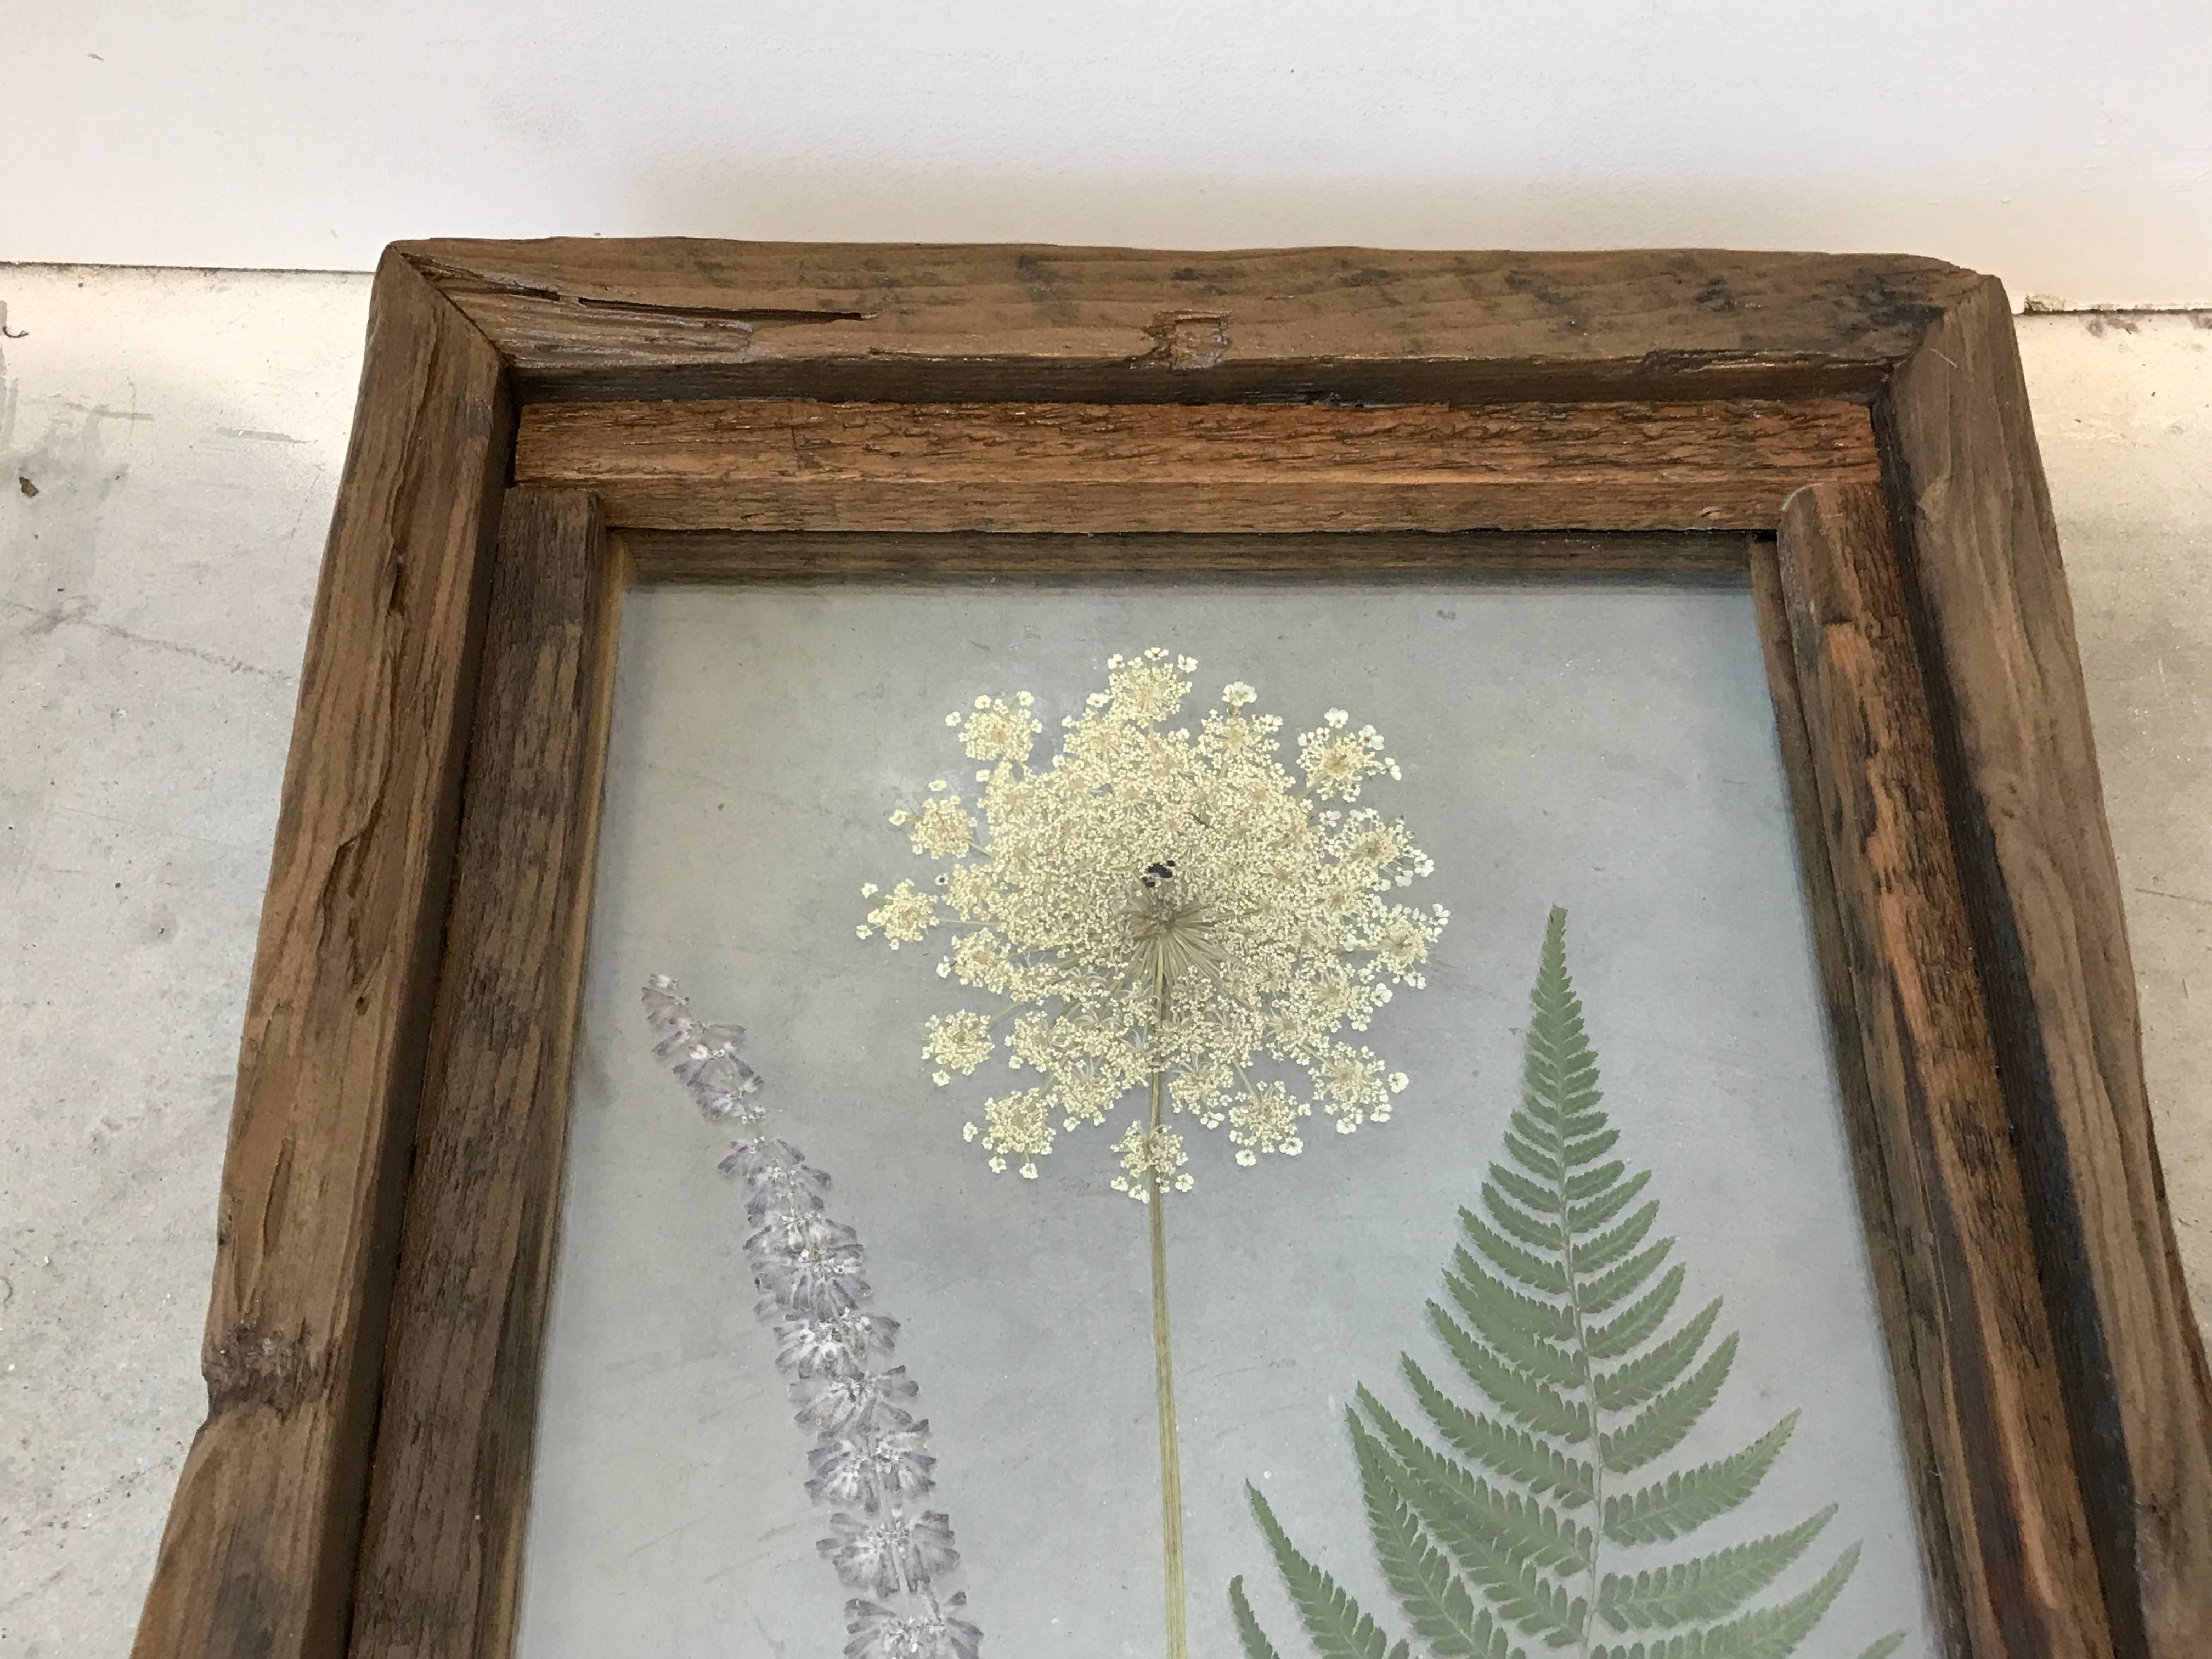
xmin=923 ymin=1010 xmax=994 ymax=1075
xmin=1109 ymin=1121 xmax=1193 ymax=1201
xmin=1228 ymin=1081 xmax=1308 ymax=1164
xmin=859 ymin=881 xmax=936 ymax=947
xmin=861 ymin=648 xmax=1446 ymax=1193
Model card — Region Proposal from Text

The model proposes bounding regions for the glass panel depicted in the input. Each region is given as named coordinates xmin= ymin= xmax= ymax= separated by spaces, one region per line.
xmin=518 ymin=552 xmax=1938 ymax=1659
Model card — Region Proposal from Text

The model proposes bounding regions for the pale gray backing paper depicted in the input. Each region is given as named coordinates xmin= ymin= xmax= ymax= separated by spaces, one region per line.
xmin=516 ymin=561 xmax=1937 ymax=1658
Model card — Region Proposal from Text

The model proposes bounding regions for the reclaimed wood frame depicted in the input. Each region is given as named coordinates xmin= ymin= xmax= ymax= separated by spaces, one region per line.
xmin=130 ymin=241 xmax=2212 ymax=1659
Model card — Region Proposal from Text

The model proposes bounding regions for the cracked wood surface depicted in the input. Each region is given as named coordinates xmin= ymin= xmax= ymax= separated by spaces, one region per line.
xmin=513 ymin=397 xmax=1880 ymax=533
xmin=404 ymin=239 xmax=1987 ymax=402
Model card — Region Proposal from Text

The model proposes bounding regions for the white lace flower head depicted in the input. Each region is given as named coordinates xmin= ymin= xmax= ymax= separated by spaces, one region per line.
xmin=859 ymin=648 xmax=1447 ymax=1194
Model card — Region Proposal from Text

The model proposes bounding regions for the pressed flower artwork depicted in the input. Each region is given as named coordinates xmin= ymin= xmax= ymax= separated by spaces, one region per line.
xmin=855 ymin=648 xmax=1446 ymax=1652
xmin=514 ymin=568 xmax=1942 ymax=1659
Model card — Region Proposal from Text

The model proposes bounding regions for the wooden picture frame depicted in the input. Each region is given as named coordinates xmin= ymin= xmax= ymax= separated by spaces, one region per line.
xmin=128 ymin=241 xmax=2212 ymax=1659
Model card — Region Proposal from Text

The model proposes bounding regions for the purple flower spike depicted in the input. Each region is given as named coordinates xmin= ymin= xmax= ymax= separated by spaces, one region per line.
xmin=644 ymin=978 xmax=977 ymax=1650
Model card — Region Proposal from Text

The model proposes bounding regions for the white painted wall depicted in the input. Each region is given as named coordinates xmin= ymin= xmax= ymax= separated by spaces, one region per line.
xmin=10 ymin=1 xmax=2210 ymax=303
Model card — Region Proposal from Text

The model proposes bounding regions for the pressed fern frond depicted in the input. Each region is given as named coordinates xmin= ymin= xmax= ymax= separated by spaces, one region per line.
xmin=1596 ymin=1506 xmax=1833 ymax=1630
xmin=1248 ymin=1485 xmax=1412 ymax=1659
xmin=1351 ymin=1413 xmax=1524 ymax=1659
xmin=1396 ymin=1367 xmax=1596 ymax=1507
xmin=1231 ymin=908 xmax=1905 ymax=1659
xmin=1233 ymin=1576 xmax=1289 ymax=1659
xmin=1603 ymin=1415 xmax=1798 ymax=1545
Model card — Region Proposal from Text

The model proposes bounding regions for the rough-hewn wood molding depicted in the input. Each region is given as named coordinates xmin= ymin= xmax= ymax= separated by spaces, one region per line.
xmin=1778 ymin=482 xmax=2111 ymax=1659
xmin=514 ymin=397 xmax=1878 ymax=533
xmin=131 ymin=249 xmax=512 ymax=1659
xmin=351 ymin=489 xmax=616 ymax=1659
xmin=403 ymin=239 xmax=1987 ymax=403
xmin=1878 ymin=277 xmax=2212 ymax=1659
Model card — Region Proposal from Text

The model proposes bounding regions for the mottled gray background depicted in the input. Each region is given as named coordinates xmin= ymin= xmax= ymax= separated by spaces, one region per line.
xmin=515 ymin=562 xmax=1936 ymax=1658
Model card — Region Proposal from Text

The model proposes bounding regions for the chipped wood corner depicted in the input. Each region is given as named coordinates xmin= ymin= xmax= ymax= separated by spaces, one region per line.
xmin=131 ymin=240 xmax=2211 ymax=1659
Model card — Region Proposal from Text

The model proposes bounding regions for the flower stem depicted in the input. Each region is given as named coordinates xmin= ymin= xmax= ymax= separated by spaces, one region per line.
xmin=1147 ymin=978 xmax=1190 ymax=1659
xmin=1147 ymin=1098 xmax=1188 ymax=1659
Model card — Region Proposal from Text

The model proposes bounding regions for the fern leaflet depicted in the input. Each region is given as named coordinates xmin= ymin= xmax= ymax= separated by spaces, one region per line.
xmin=1248 ymin=1485 xmax=1412 ymax=1659
xmin=1231 ymin=909 xmax=1905 ymax=1659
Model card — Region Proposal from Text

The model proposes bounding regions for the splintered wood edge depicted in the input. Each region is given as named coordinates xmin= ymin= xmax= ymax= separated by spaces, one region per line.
xmin=516 ymin=397 xmax=1879 ymax=534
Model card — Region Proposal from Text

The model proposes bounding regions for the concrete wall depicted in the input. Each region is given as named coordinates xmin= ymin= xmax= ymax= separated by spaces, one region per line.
xmin=8 ymin=2 xmax=2210 ymax=304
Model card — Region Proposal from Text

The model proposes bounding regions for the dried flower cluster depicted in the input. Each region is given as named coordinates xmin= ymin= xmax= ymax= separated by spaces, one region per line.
xmin=857 ymin=650 xmax=1447 ymax=1195
xmin=644 ymin=977 xmax=981 ymax=1659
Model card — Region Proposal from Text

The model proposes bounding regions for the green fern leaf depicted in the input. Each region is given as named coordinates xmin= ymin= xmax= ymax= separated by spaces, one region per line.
xmin=1593 ymin=1300 xmax=1724 ymax=1412
xmin=1458 ymin=1215 xmax=1571 ymax=1297
xmin=1446 ymin=1252 xmax=1578 ymax=1346
xmin=1486 ymin=1188 xmax=1569 ymax=1254
xmin=1397 ymin=1367 xmax=1597 ymax=1507
xmin=1564 ymin=1125 xmax=1622 ymax=1167
xmin=1574 ymin=1201 xmax=1662 ymax=1276
xmin=1505 ymin=1124 xmax=1567 ymax=1183
xmin=1359 ymin=1393 xmax=1595 ymax=1573
xmin=1491 ymin=1162 xmax=1562 ymax=1218
xmin=1560 ymin=1101 xmax=1607 ymax=1137
xmin=1246 ymin=1486 xmax=1412 ymax=1659
xmin=1231 ymin=911 xmax=1881 ymax=1659
xmin=1585 ymin=1264 xmax=1686 ymax=1362
xmin=1570 ymin=1166 xmax=1651 ymax=1232
xmin=1595 ymin=1506 xmax=1834 ymax=1630
xmin=1231 ymin=1576 xmax=1289 ymax=1659
xmin=1603 ymin=1414 xmax=1798 ymax=1544
xmin=1579 ymin=1238 xmax=1675 ymax=1316
xmin=1444 ymin=1267 xmax=1585 ymax=1388
xmin=1431 ymin=1304 xmax=1593 ymax=1441
xmin=1357 ymin=1401 xmax=1591 ymax=1640
xmin=1589 ymin=1542 xmax=1860 ymax=1659
xmin=1350 ymin=1411 xmax=1527 ymax=1658
xmin=1602 ymin=1334 xmax=1739 ymax=1474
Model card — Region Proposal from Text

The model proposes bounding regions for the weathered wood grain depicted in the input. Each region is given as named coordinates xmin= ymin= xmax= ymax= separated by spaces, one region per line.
xmin=515 ymin=397 xmax=1877 ymax=532
xmin=617 ymin=528 xmax=1750 ymax=582
xmin=1776 ymin=482 xmax=2111 ymax=1659
xmin=129 ymin=250 xmax=512 ymax=1659
xmin=1880 ymin=279 xmax=2212 ymax=1659
xmin=1748 ymin=537 xmax=1971 ymax=1659
xmin=403 ymin=239 xmax=1986 ymax=403
xmin=348 ymin=490 xmax=616 ymax=1659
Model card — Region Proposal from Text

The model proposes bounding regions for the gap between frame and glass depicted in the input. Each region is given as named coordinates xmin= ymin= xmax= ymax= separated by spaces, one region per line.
xmin=511 ymin=535 xmax=1943 ymax=1659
